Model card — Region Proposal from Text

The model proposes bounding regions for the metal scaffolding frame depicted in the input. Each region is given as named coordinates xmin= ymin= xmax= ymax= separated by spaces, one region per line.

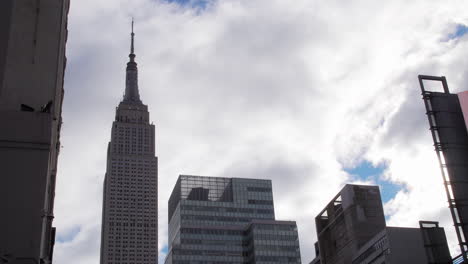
xmin=419 ymin=75 xmax=468 ymax=263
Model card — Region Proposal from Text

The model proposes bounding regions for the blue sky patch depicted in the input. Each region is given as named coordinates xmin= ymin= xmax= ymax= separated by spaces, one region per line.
xmin=165 ymin=0 xmax=211 ymax=9
xmin=56 ymin=226 xmax=81 ymax=243
xmin=345 ymin=160 xmax=402 ymax=203
xmin=161 ymin=245 xmax=169 ymax=254
xmin=446 ymin=24 xmax=468 ymax=41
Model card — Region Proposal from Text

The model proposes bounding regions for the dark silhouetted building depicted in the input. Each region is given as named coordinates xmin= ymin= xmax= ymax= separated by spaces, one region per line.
xmin=165 ymin=175 xmax=302 ymax=264
xmin=311 ymin=184 xmax=451 ymax=264
xmin=100 ymin=24 xmax=158 ymax=264
xmin=351 ymin=227 xmax=427 ymax=264
xmin=419 ymin=75 xmax=468 ymax=262
xmin=349 ymin=222 xmax=451 ymax=264
xmin=419 ymin=221 xmax=452 ymax=264
xmin=0 ymin=0 xmax=69 ymax=263
xmin=315 ymin=184 xmax=386 ymax=264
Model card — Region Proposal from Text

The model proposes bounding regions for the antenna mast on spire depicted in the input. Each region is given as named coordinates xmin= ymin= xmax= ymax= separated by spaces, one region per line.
xmin=123 ymin=17 xmax=141 ymax=103
xmin=130 ymin=18 xmax=135 ymax=55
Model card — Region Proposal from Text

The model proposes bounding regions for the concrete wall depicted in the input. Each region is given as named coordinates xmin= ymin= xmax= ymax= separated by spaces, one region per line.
xmin=420 ymin=224 xmax=452 ymax=263
xmin=0 ymin=112 xmax=53 ymax=261
xmin=351 ymin=227 xmax=429 ymax=264
xmin=0 ymin=0 xmax=14 ymax=91
xmin=387 ymin=227 xmax=428 ymax=264
xmin=0 ymin=0 xmax=69 ymax=114
xmin=0 ymin=0 xmax=69 ymax=263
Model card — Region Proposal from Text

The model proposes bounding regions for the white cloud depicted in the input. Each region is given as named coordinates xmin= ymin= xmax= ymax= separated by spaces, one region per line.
xmin=53 ymin=0 xmax=468 ymax=262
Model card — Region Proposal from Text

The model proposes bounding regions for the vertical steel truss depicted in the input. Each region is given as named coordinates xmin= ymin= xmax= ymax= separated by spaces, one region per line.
xmin=419 ymin=75 xmax=468 ymax=263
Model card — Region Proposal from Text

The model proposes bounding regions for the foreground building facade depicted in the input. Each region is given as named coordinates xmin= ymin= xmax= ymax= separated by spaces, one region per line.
xmin=165 ymin=175 xmax=301 ymax=264
xmin=311 ymin=184 xmax=451 ymax=264
xmin=314 ymin=185 xmax=386 ymax=264
xmin=350 ymin=225 xmax=451 ymax=264
xmin=100 ymin=25 xmax=158 ymax=264
xmin=0 ymin=0 xmax=69 ymax=263
xmin=419 ymin=75 xmax=468 ymax=262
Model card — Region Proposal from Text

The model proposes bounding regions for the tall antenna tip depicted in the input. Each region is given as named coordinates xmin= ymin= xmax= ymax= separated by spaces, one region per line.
xmin=130 ymin=18 xmax=135 ymax=55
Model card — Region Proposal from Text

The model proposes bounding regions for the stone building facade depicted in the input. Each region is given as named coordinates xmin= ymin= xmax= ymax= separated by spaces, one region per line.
xmin=0 ymin=1 xmax=69 ymax=263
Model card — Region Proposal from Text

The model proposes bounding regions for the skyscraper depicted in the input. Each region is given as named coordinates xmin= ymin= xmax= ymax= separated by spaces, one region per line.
xmin=100 ymin=23 xmax=158 ymax=264
xmin=165 ymin=175 xmax=302 ymax=264
xmin=0 ymin=0 xmax=69 ymax=263
xmin=419 ymin=75 xmax=468 ymax=262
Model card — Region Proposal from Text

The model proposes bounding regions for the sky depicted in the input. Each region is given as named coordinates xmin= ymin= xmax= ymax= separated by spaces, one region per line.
xmin=53 ymin=0 xmax=468 ymax=263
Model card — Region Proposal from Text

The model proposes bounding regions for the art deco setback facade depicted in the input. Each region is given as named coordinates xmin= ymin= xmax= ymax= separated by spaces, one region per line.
xmin=100 ymin=26 xmax=158 ymax=264
xmin=165 ymin=175 xmax=302 ymax=264
xmin=0 ymin=1 xmax=69 ymax=263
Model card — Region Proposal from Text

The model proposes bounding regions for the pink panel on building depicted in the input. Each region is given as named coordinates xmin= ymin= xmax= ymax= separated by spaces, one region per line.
xmin=458 ymin=91 xmax=468 ymax=133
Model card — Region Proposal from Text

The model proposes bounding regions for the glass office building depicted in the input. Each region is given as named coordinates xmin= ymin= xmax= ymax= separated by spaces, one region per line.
xmin=165 ymin=175 xmax=301 ymax=264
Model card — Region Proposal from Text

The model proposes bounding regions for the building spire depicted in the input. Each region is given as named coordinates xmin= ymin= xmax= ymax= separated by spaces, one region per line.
xmin=130 ymin=18 xmax=135 ymax=56
xmin=123 ymin=18 xmax=141 ymax=103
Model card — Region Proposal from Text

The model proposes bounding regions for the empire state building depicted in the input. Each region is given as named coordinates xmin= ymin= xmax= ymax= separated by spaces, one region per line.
xmin=100 ymin=23 xmax=158 ymax=264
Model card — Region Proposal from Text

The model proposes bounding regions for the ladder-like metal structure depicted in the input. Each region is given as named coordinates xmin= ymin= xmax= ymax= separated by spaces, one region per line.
xmin=419 ymin=75 xmax=468 ymax=263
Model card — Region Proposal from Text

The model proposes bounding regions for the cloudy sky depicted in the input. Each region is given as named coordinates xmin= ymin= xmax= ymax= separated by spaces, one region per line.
xmin=53 ymin=0 xmax=468 ymax=262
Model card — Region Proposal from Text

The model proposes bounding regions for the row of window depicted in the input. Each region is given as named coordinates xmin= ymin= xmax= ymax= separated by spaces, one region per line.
xmin=108 ymin=216 xmax=157 ymax=221
xmin=255 ymin=256 xmax=301 ymax=262
xmin=246 ymin=187 xmax=272 ymax=193
xmin=172 ymin=247 xmax=299 ymax=259
xmin=181 ymin=239 xmax=242 ymax=246
xmin=109 ymin=196 xmax=156 ymax=201
xmin=109 ymin=200 xmax=157 ymax=205
xmin=110 ymin=170 xmax=154 ymax=173
xmin=110 ymin=185 xmax=155 ymax=189
xmin=111 ymin=169 xmax=155 ymax=174
xmin=181 ymin=228 xmax=243 ymax=236
xmin=181 ymin=205 xmax=273 ymax=215
xmin=172 ymin=249 xmax=243 ymax=257
xmin=108 ymin=222 xmax=156 ymax=227
xmin=252 ymin=224 xmax=297 ymax=231
xmin=181 ymin=214 xmax=259 ymax=223
xmin=108 ymin=240 xmax=156 ymax=245
xmin=107 ymin=248 xmax=154 ymax=252
xmin=254 ymin=245 xmax=300 ymax=252
xmin=250 ymin=234 xmax=298 ymax=242
xmin=111 ymin=159 xmax=155 ymax=163
xmin=107 ymin=235 xmax=156 ymax=240
xmin=247 ymin=200 xmax=273 ymax=205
